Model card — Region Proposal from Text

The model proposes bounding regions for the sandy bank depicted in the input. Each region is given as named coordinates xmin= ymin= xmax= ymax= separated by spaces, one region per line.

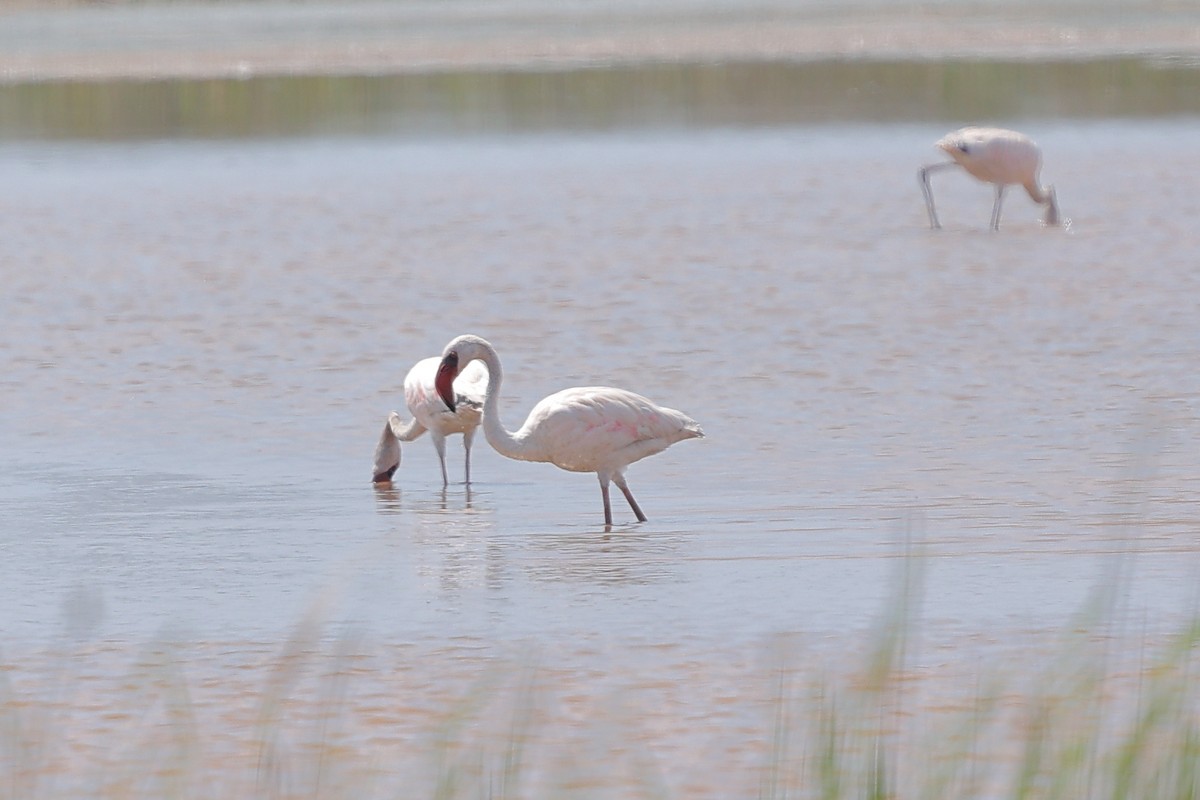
xmin=2 ymin=0 xmax=1199 ymax=82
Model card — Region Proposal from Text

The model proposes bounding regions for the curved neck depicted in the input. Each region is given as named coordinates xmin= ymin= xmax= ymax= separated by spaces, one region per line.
xmin=1023 ymin=179 xmax=1049 ymax=204
xmin=477 ymin=347 xmax=537 ymax=461
xmin=1025 ymin=180 xmax=1059 ymax=225
xmin=390 ymin=415 xmax=424 ymax=442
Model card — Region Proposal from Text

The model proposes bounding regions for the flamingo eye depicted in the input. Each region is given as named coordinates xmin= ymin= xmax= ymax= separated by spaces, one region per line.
xmin=959 ymin=144 xmax=970 ymax=154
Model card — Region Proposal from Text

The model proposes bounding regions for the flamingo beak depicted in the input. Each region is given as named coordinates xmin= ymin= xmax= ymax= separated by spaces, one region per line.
xmin=435 ymin=352 xmax=459 ymax=413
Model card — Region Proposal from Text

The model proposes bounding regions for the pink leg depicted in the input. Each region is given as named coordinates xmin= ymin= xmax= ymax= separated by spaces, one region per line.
xmin=463 ymin=429 xmax=476 ymax=485
xmin=598 ymin=475 xmax=614 ymax=526
xmin=613 ymin=474 xmax=647 ymax=522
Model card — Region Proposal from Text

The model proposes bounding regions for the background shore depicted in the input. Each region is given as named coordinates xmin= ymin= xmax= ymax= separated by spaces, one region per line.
xmin=3 ymin=0 xmax=1200 ymax=82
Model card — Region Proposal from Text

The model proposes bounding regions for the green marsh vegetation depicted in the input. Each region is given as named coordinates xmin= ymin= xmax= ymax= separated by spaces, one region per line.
xmin=3 ymin=58 xmax=1200 ymax=140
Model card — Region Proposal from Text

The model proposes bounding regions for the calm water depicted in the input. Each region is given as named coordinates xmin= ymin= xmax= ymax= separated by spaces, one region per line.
xmin=3 ymin=34 xmax=1200 ymax=791
xmin=3 ymin=122 xmax=1199 ymax=649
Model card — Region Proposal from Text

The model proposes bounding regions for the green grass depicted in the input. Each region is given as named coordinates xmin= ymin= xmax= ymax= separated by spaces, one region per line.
xmin=5 ymin=58 xmax=1200 ymax=141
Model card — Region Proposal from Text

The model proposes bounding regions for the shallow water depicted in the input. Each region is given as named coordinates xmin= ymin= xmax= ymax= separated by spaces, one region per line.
xmin=3 ymin=100 xmax=1200 ymax=793
xmin=3 ymin=121 xmax=1199 ymax=648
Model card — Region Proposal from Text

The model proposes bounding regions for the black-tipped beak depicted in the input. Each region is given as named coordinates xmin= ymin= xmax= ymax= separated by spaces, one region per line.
xmin=435 ymin=352 xmax=459 ymax=413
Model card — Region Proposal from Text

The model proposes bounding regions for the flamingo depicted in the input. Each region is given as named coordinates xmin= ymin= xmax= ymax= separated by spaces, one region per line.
xmin=371 ymin=356 xmax=488 ymax=486
xmin=433 ymin=334 xmax=703 ymax=526
xmin=919 ymin=126 xmax=1060 ymax=230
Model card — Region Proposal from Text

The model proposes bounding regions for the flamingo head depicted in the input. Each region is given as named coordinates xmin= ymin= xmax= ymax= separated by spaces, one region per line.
xmin=435 ymin=351 xmax=460 ymax=413
xmin=436 ymin=334 xmax=494 ymax=414
xmin=1043 ymin=185 xmax=1060 ymax=226
xmin=935 ymin=130 xmax=973 ymax=164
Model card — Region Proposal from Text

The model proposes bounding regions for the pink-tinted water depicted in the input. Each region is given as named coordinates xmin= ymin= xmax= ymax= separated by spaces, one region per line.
xmin=2 ymin=122 xmax=1200 ymax=794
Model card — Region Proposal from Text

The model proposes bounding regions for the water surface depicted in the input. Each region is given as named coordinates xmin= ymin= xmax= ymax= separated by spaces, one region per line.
xmin=2 ymin=29 xmax=1200 ymax=789
xmin=4 ymin=124 xmax=1199 ymax=650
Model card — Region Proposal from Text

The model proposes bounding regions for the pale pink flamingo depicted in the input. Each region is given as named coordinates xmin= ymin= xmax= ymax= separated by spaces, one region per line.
xmin=433 ymin=335 xmax=703 ymax=526
xmin=372 ymin=356 xmax=488 ymax=486
xmin=919 ymin=126 xmax=1060 ymax=230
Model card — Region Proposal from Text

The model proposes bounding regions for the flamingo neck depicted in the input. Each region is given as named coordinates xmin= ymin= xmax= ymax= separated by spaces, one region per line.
xmin=390 ymin=415 xmax=424 ymax=442
xmin=1023 ymin=180 xmax=1060 ymax=225
xmin=477 ymin=346 xmax=537 ymax=462
xmin=1022 ymin=180 xmax=1047 ymax=204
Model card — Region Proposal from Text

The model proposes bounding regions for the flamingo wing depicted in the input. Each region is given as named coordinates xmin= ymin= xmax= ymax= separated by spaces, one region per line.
xmin=517 ymin=387 xmax=702 ymax=473
xmin=451 ymin=360 xmax=488 ymax=419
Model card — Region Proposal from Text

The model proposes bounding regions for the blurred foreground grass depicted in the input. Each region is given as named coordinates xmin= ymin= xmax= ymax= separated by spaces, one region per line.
xmin=1 ymin=550 xmax=1197 ymax=799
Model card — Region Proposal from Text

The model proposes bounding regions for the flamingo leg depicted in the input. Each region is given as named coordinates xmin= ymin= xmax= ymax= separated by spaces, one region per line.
xmin=431 ymin=431 xmax=449 ymax=487
xmin=990 ymin=184 xmax=1007 ymax=231
xmin=918 ymin=162 xmax=954 ymax=229
xmin=462 ymin=429 xmax=475 ymax=485
xmin=598 ymin=474 xmax=614 ymax=526
xmin=613 ymin=474 xmax=647 ymax=523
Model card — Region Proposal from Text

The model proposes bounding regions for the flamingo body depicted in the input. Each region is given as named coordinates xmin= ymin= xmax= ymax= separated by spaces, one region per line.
xmin=504 ymin=386 xmax=702 ymax=474
xmin=371 ymin=356 xmax=488 ymax=485
xmin=434 ymin=335 xmax=703 ymax=526
xmin=919 ymin=127 xmax=1060 ymax=230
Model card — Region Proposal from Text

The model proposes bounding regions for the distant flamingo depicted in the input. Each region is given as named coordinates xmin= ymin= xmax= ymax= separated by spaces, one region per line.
xmin=372 ymin=356 xmax=488 ymax=486
xmin=919 ymin=127 xmax=1060 ymax=230
xmin=433 ymin=335 xmax=703 ymax=526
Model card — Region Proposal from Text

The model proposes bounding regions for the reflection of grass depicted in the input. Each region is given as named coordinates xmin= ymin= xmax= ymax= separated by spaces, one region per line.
xmin=4 ymin=58 xmax=1200 ymax=140
xmin=1 ymin=557 xmax=1198 ymax=797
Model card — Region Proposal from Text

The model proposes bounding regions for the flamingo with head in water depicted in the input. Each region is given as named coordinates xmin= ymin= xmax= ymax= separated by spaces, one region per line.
xmin=433 ymin=334 xmax=703 ymax=526
xmin=919 ymin=127 xmax=1060 ymax=231
xmin=372 ymin=356 xmax=488 ymax=486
